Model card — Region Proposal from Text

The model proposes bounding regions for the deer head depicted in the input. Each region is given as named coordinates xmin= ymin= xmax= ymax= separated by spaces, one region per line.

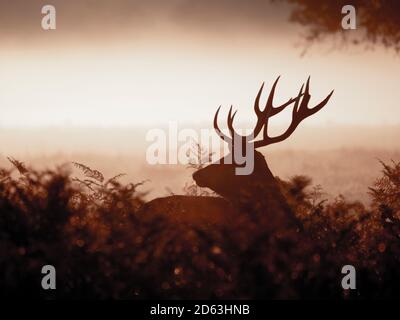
xmin=193 ymin=76 xmax=333 ymax=208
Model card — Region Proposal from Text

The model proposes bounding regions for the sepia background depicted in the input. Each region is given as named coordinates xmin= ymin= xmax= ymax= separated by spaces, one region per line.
xmin=0 ymin=0 xmax=399 ymax=204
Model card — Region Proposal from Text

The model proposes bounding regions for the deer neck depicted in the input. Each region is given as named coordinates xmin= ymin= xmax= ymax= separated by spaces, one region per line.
xmin=193 ymin=151 xmax=298 ymax=230
xmin=228 ymin=151 xmax=297 ymax=230
xmin=234 ymin=152 xmax=284 ymax=205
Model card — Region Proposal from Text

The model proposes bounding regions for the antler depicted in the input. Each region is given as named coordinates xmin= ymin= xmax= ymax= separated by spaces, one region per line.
xmin=213 ymin=76 xmax=333 ymax=148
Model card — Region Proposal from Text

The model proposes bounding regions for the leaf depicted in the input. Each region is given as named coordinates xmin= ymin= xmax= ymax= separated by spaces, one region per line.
xmin=7 ymin=157 xmax=28 ymax=175
xmin=72 ymin=162 xmax=104 ymax=183
xmin=105 ymin=173 xmax=127 ymax=186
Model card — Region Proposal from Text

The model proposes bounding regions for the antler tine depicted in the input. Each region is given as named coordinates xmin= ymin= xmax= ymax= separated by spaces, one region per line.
xmin=234 ymin=77 xmax=300 ymax=142
xmin=247 ymin=82 xmax=267 ymax=140
xmin=250 ymin=77 xmax=296 ymax=140
xmin=214 ymin=105 xmax=232 ymax=143
xmin=297 ymin=76 xmax=311 ymax=116
xmin=292 ymin=83 xmax=305 ymax=121
xmin=264 ymin=76 xmax=281 ymax=116
xmin=297 ymin=76 xmax=334 ymax=118
xmin=227 ymin=105 xmax=241 ymax=139
xmin=254 ymin=82 xmax=265 ymax=116
xmin=213 ymin=77 xmax=333 ymax=150
xmin=227 ymin=105 xmax=237 ymax=128
xmin=256 ymin=77 xmax=333 ymax=148
xmin=262 ymin=82 xmax=304 ymax=141
xmin=264 ymin=76 xmax=298 ymax=117
xmin=270 ymin=96 xmax=298 ymax=116
xmin=294 ymin=83 xmax=305 ymax=112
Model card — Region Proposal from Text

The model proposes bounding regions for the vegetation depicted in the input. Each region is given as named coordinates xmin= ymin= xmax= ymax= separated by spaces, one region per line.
xmin=285 ymin=0 xmax=400 ymax=54
xmin=0 ymin=157 xmax=399 ymax=299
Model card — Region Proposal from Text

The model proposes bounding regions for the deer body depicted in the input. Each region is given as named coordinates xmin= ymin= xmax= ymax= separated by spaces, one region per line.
xmin=140 ymin=76 xmax=333 ymax=231
xmin=139 ymin=195 xmax=240 ymax=228
xmin=193 ymin=150 xmax=298 ymax=231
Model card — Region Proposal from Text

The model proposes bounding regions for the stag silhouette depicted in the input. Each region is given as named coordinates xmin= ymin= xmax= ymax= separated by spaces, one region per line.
xmin=140 ymin=76 xmax=333 ymax=231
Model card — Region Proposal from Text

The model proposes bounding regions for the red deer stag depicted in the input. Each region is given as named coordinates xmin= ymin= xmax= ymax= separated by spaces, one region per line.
xmin=140 ymin=77 xmax=333 ymax=231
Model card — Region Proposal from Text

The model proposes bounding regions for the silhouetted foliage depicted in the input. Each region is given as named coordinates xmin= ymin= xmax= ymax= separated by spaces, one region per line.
xmin=0 ymin=158 xmax=400 ymax=299
xmin=369 ymin=160 xmax=400 ymax=213
xmin=284 ymin=0 xmax=400 ymax=53
xmin=183 ymin=142 xmax=216 ymax=197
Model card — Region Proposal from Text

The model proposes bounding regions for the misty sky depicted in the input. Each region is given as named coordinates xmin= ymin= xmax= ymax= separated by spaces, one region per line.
xmin=0 ymin=0 xmax=399 ymax=128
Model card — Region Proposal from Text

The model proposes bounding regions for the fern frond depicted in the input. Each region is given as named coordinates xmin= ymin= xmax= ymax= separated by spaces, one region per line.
xmin=7 ymin=157 xmax=28 ymax=175
xmin=105 ymin=173 xmax=126 ymax=186
xmin=72 ymin=162 xmax=104 ymax=182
